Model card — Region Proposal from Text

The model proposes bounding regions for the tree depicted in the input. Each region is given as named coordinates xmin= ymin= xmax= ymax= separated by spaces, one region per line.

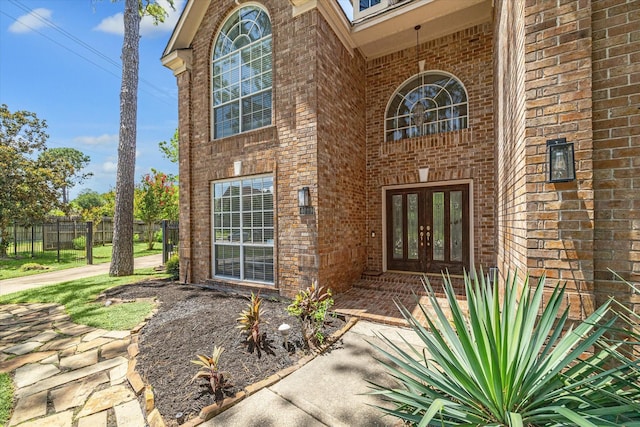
xmin=134 ymin=170 xmax=178 ymax=250
xmin=0 ymin=104 xmax=65 ymax=257
xmin=159 ymin=128 xmax=179 ymax=164
xmin=110 ymin=0 xmax=174 ymax=276
xmin=38 ymin=147 xmax=92 ymax=205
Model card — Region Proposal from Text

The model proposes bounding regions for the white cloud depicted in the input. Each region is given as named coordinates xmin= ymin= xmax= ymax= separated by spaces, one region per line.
xmin=8 ymin=8 xmax=53 ymax=34
xmin=74 ymin=134 xmax=118 ymax=145
xmin=94 ymin=0 xmax=185 ymax=37
xmin=102 ymin=161 xmax=117 ymax=172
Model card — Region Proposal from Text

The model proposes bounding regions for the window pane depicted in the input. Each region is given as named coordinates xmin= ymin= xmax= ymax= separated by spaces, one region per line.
xmin=450 ymin=191 xmax=463 ymax=262
xmin=432 ymin=192 xmax=445 ymax=261
xmin=392 ymin=195 xmax=403 ymax=260
xmin=407 ymin=194 xmax=419 ymax=260
xmin=215 ymin=245 xmax=240 ymax=278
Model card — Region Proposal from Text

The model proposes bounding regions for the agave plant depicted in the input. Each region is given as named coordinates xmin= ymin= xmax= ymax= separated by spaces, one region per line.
xmin=191 ymin=346 xmax=227 ymax=398
xmin=237 ymin=292 xmax=265 ymax=348
xmin=370 ymin=270 xmax=640 ymax=426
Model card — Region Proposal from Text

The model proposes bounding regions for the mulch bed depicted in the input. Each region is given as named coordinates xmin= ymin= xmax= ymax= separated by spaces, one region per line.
xmin=103 ymin=279 xmax=345 ymax=426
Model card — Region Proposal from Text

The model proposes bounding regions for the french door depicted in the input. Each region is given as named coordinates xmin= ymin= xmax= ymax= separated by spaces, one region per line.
xmin=386 ymin=185 xmax=469 ymax=274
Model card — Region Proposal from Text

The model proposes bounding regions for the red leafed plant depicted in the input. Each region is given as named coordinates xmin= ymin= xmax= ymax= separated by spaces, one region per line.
xmin=236 ymin=292 xmax=265 ymax=352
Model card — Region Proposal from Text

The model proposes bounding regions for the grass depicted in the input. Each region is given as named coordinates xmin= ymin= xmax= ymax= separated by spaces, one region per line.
xmin=0 ymin=373 xmax=11 ymax=427
xmin=0 ymin=243 xmax=161 ymax=280
xmin=0 ymin=268 xmax=169 ymax=330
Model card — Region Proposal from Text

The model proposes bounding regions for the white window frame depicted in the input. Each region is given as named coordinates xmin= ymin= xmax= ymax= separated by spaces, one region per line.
xmin=211 ymin=4 xmax=273 ymax=139
xmin=211 ymin=174 xmax=275 ymax=285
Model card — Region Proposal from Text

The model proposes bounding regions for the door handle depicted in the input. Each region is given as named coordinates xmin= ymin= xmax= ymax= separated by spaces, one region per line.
xmin=426 ymin=231 xmax=431 ymax=246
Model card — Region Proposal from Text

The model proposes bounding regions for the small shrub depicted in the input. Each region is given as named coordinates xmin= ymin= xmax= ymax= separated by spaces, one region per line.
xmin=154 ymin=230 xmax=163 ymax=243
xmin=237 ymin=292 xmax=265 ymax=351
xmin=287 ymin=281 xmax=334 ymax=348
xmin=133 ymin=233 xmax=140 ymax=242
xmin=72 ymin=236 xmax=86 ymax=250
xmin=165 ymin=255 xmax=179 ymax=280
xmin=19 ymin=263 xmax=49 ymax=272
xmin=191 ymin=346 xmax=229 ymax=402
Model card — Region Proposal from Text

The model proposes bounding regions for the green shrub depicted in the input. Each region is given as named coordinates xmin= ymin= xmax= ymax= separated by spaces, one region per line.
xmin=154 ymin=230 xmax=163 ymax=243
xmin=166 ymin=255 xmax=179 ymax=280
xmin=19 ymin=263 xmax=49 ymax=272
xmin=133 ymin=233 xmax=140 ymax=242
xmin=370 ymin=271 xmax=640 ymax=426
xmin=287 ymin=282 xmax=334 ymax=348
xmin=72 ymin=235 xmax=86 ymax=250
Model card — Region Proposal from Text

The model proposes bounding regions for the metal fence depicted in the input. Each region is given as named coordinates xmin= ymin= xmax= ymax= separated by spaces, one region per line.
xmin=161 ymin=220 xmax=179 ymax=264
xmin=4 ymin=217 xmax=175 ymax=265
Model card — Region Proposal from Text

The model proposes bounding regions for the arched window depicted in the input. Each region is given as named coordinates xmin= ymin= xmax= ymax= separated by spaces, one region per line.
xmin=385 ymin=72 xmax=468 ymax=142
xmin=212 ymin=5 xmax=272 ymax=139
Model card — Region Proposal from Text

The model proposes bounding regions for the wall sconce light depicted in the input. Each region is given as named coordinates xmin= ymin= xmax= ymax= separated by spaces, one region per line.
xmin=547 ymin=138 xmax=575 ymax=183
xmin=298 ymin=187 xmax=313 ymax=215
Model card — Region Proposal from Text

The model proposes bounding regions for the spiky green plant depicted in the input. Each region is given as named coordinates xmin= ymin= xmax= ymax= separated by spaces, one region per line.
xmin=287 ymin=281 xmax=334 ymax=348
xmin=237 ymin=292 xmax=265 ymax=348
xmin=370 ymin=270 xmax=640 ymax=426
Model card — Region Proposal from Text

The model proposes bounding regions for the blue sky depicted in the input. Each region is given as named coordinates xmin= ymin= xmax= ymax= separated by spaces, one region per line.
xmin=0 ymin=0 xmax=186 ymax=200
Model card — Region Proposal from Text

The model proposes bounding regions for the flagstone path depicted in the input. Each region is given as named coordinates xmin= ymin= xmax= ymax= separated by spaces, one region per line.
xmin=0 ymin=303 xmax=155 ymax=427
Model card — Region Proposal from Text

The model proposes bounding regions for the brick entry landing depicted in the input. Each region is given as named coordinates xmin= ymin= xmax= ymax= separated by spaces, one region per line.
xmin=332 ymin=272 xmax=467 ymax=327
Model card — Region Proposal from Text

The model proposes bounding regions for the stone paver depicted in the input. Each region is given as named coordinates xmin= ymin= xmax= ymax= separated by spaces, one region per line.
xmin=76 ymin=384 xmax=136 ymax=418
xmin=3 ymin=341 xmax=42 ymax=355
xmin=110 ymin=360 xmax=129 ymax=386
xmin=101 ymin=338 xmax=131 ymax=359
xmin=81 ymin=328 xmax=109 ymax=342
xmin=8 ymin=390 xmax=47 ymax=426
xmin=76 ymin=337 xmax=112 ymax=353
xmin=51 ymin=372 xmax=109 ymax=412
xmin=104 ymin=330 xmax=131 ymax=339
xmin=0 ymin=351 xmax=56 ymax=373
xmin=114 ymin=398 xmax=146 ymax=427
xmin=15 ymin=410 xmax=73 ymax=427
xmin=17 ymin=356 xmax=127 ymax=398
xmin=77 ymin=411 xmax=108 ymax=427
xmin=60 ymin=348 xmax=98 ymax=370
xmin=14 ymin=362 xmax=60 ymax=388
xmin=31 ymin=330 xmax=58 ymax=343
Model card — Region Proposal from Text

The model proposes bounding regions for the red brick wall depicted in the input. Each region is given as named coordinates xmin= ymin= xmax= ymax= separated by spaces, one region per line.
xmin=365 ymin=24 xmax=496 ymax=275
xmin=494 ymin=0 xmax=529 ymax=283
xmin=316 ymin=16 xmax=367 ymax=293
xmin=523 ymin=0 xmax=596 ymax=319
xmin=592 ymin=0 xmax=640 ymax=312
xmin=178 ymin=1 xmax=321 ymax=296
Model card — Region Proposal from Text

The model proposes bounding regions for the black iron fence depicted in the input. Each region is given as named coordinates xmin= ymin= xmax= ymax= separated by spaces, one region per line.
xmin=4 ymin=217 xmax=177 ymax=265
xmin=161 ymin=220 xmax=179 ymax=264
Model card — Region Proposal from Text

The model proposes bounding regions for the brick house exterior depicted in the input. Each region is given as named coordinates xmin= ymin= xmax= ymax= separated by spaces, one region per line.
xmin=163 ymin=0 xmax=639 ymax=320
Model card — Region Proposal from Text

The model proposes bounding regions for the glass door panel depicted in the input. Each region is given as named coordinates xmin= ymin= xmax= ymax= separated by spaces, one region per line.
xmin=407 ymin=194 xmax=419 ymax=260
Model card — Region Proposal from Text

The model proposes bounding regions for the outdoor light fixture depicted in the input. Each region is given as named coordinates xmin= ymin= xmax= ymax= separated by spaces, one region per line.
xmin=298 ymin=187 xmax=313 ymax=215
xmin=547 ymin=138 xmax=575 ymax=183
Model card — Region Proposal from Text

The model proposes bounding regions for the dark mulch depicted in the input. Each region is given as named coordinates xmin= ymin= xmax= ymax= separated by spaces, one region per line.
xmin=103 ymin=279 xmax=345 ymax=426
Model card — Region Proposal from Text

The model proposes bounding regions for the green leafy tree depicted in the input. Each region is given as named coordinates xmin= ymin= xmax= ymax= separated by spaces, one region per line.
xmin=135 ymin=170 xmax=178 ymax=250
xmin=71 ymin=189 xmax=108 ymax=223
xmin=110 ymin=0 xmax=174 ymax=276
xmin=0 ymin=104 xmax=65 ymax=257
xmin=38 ymin=147 xmax=91 ymax=205
xmin=159 ymin=128 xmax=179 ymax=164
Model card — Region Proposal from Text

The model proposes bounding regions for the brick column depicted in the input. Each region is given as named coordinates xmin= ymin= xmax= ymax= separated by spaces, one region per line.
xmin=524 ymin=0 xmax=595 ymax=319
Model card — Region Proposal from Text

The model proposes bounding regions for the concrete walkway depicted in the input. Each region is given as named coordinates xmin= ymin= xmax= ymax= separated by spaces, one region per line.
xmin=0 ymin=254 xmax=163 ymax=296
xmin=0 ymin=302 xmax=141 ymax=427
xmin=203 ymin=321 xmax=421 ymax=427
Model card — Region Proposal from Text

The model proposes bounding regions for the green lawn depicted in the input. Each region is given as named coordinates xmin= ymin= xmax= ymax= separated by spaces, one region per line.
xmin=0 ymin=243 xmax=161 ymax=280
xmin=0 ymin=373 xmax=11 ymax=427
xmin=0 ymin=268 xmax=169 ymax=330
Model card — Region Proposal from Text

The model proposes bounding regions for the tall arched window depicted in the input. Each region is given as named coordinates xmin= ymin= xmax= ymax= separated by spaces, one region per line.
xmin=212 ymin=5 xmax=272 ymax=139
xmin=385 ymin=72 xmax=468 ymax=142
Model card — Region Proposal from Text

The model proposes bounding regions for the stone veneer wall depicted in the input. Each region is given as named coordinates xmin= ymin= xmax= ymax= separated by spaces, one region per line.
xmin=364 ymin=24 xmax=496 ymax=274
xmin=523 ymin=0 xmax=596 ymax=319
xmin=177 ymin=0 xmax=321 ymax=297
xmin=494 ymin=0 xmax=529 ymax=282
xmin=316 ymin=15 xmax=367 ymax=293
xmin=592 ymin=0 xmax=640 ymax=313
